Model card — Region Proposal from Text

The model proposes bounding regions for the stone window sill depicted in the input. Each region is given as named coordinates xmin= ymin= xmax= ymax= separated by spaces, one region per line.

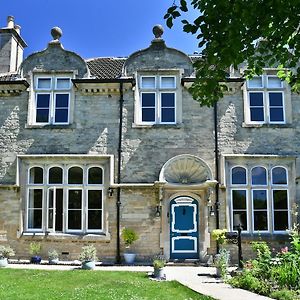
xmin=242 ymin=122 xmax=293 ymax=128
xmin=132 ymin=123 xmax=182 ymax=129
xmin=25 ymin=124 xmax=76 ymax=129
xmin=20 ymin=232 xmax=111 ymax=242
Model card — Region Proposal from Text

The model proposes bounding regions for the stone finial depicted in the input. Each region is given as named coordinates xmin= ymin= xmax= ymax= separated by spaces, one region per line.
xmin=51 ymin=26 xmax=62 ymax=41
xmin=153 ymin=24 xmax=164 ymax=39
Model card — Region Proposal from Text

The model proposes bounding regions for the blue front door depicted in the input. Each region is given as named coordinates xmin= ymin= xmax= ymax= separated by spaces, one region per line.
xmin=170 ymin=197 xmax=199 ymax=259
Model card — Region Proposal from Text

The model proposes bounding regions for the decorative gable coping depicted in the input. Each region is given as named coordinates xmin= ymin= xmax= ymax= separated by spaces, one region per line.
xmin=0 ymin=80 xmax=29 ymax=96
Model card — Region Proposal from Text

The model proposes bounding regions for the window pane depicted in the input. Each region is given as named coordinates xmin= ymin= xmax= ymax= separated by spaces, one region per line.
xmin=29 ymin=167 xmax=43 ymax=184
xmin=250 ymin=108 xmax=264 ymax=121
xmin=272 ymin=167 xmax=287 ymax=184
xmin=88 ymin=167 xmax=103 ymax=184
xmin=142 ymin=108 xmax=155 ymax=122
xmin=267 ymin=77 xmax=282 ymax=88
xmin=56 ymin=78 xmax=70 ymax=89
xmin=232 ymin=167 xmax=247 ymax=184
xmin=273 ymin=190 xmax=288 ymax=209
xmin=49 ymin=167 xmax=63 ymax=184
xmin=233 ymin=211 xmax=247 ymax=230
xmin=28 ymin=210 xmax=42 ymax=229
xmin=142 ymin=93 xmax=155 ymax=106
xmin=253 ymin=190 xmax=267 ymax=209
xmin=36 ymin=109 xmax=49 ymax=123
xmin=252 ymin=167 xmax=267 ymax=185
xmin=55 ymin=94 xmax=69 ymax=107
xmin=161 ymin=77 xmax=175 ymax=88
xmin=249 ymin=92 xmax=263 ymax=106
xmin=141 ymin=77 xmax=155 ymax=89
xmin=68 ymin=211 xmax=81 ymax=230
xmin=269 ymin=93 xmax=283 ymax=106
xmin=29 ymin=189 xmax=43 ymax=208
xmin=68 ymin=167 xmax=83 ymax=184
xmin=161 ymin=93 xmax=175 ymax=107
xmin=270 ymin=108 xmax=284 ymax=122
xmin=37 ymin=78 xmax=51 ymax=89
xmin=254 ymin=211 xmax=268 ymax=230
xmin=274 ymin=211 xmax=288 ymax=231
xmin=162 ymin=108 xmax=175 ymax=122
xmin=55 ymin=109 xmax=69 ymax=123
xmin=88 ymin=190 xmax=102 ymax=209
xmin=248 ymin=76 xmax=262 ymax=88
xmin=88 ymin=211 xmax=102 ymax=229
xmin=232 ymin=190 xmax=246 ymax=209
xmin=68 ymin=190 xmax=82 ymax=208
xmin=36 ymin=94 xmax=50 ymax=108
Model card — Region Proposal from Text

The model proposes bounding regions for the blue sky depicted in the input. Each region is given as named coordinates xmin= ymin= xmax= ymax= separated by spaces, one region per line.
xmin=0 ymin=0 xmax=199 ymax=59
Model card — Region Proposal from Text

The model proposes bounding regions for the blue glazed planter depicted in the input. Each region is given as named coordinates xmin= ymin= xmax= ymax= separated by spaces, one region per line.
xmin=82 ymin=261 xmax=96 ymax=270
xmin=31 ymin=256 xmax=42 ymax=264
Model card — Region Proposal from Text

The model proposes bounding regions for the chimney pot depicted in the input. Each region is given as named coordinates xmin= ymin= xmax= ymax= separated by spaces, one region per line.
xmin=14 ymin=24 xmax=21 ymax=35
xmin=7 ymin=16 xmax=14 ymax=28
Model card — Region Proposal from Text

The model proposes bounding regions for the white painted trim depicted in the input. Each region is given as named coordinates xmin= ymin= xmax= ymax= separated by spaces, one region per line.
xmin=271 ymin=166 xmax=288 ymax=186
xmin=171 ymin=236 xmax=197 ymax=253
xmin=230 ymin=165 xmax=247 ymax=185
xmin=251 ymin=166 xmax=267 ymax=186
xmin=171 ymin=203 xmax=197 ymax=233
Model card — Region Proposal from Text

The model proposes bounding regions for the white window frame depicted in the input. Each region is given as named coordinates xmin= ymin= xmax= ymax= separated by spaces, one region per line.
xmin=245 ymin=74 xmax=286 ymax=124
xmin=252 ymin=188 xmax=269 ymax=233
xmin=32 ymin=75 xmax=72 ymax=125
xmin=231 ymin=165 xmax=248 ymax=185
xmin=25 ymin=164 xmax=105 ymax=234
xmin=139 ymin=75 xmax=177 ymax=125
xmin=231 ymin=189 xmax=249 ymax=233
xmin=229 ymin=164 xmax=290 ymax=234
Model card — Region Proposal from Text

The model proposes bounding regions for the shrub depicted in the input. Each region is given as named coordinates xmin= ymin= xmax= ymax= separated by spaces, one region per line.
xmin=121 ymin=228 xmax=138 ymax=247
xmin=29 ymin=242 xmax=42 ymax=256
xmin=270 ymin=289 xmax=300 ymax=300
xmin=79 ymin=245 xmax=97 ymax=262
xmin=211 ymin=229 xmax=227 ymax=245
xmin=153 ymin=258 xmax=166 ymax=269
xmin=0 ymin=245 xmax=15 ymax=258
xmin=48 ymin=249 xmax=59 ymax=260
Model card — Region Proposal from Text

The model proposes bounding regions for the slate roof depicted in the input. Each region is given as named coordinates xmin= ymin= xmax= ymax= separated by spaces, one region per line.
xmin=86 ymin=57 xmax=126 ymax=79
xmin=0 ymin=55 xmax=200 ymax=81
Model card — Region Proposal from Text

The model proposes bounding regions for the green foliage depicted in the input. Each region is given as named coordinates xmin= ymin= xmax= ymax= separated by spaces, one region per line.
xmin=230 ymin=229 xmax=300 ymax=297
xmin=0 ymin=245 xmax=15 ymax=258
xmin=211 ymin=229 xmax=227 ymax=245
xmin=29 ymin=242 xmax=41 ymax=256
xmin=166 ymin=1 xmax=300 ymax=106
xmin=153 ymin=257 xmax=166 ymax=269
xmin=79 ymin=245 xmax=97 ymax=262
xmin=121 ymin=228 xmax=139 ymax=247
xmin=214 ymin=249 xmax=230 ymax=278
xmin=270 ymin=289 xmax=300 ymax=300
xmin=0 ymin=269 xmax=214 ymax=300
xmin=48 ymin=249 xmax=59 ymax=260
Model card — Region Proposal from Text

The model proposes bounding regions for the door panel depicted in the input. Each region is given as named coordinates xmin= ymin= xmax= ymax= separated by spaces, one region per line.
xmin=170 ymin=197 xmax=199 ymax=259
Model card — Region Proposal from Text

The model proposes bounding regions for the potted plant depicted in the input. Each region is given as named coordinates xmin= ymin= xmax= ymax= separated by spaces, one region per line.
xmin=29 ymin=242 xmax=42 ymax=264
xmin=79 ymin=245 xmax=97 ymax=270
xmin=153 ymin=256 xmax=166 ymax=279
xmin=211 ymin=229 xmax=229 ymax=278
xmin=48 ymin=249 xmax=59 ymax=264
xmin=0 ymin=245 xmax=15 ymax=267
xmin=121 ymin=228 xmax=139 ymax=264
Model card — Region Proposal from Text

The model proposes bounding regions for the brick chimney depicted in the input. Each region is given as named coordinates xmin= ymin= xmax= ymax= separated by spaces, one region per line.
xmin=0 ymin=16 xmax=27 ymax=74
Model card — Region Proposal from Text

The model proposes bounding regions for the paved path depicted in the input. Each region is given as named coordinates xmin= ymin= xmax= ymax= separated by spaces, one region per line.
xmin=6 ymin=264 xmax=272 ymax=300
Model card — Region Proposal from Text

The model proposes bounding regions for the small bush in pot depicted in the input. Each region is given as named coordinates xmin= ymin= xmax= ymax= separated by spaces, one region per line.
xmin=29 ymin=242 xmax=42 ymax=264
xmin=48 ymin=249 xmax=59 ymax=264
xmin=79 ymin=245 xmax=97 ymax=270
xmin=121 ymin=228 xmax=139 ymax=264
xmin=0 ymin=245 xmax=15 ymax=267
xmin=153 ymin=256 xmax=166 ymax=279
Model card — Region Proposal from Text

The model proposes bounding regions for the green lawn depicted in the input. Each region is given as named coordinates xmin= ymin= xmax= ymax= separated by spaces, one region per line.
xmin=0 ymin=269 xmax=214 ymax=300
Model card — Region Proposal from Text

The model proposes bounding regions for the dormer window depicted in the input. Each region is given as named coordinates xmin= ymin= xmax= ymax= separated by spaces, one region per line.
xmin=244 ymin=74 xmax=286 ymax=125
xmin=32 ymin=75 xmax=72 ymax=125
xmin=138 ymin=75 xmax=177 ymax=125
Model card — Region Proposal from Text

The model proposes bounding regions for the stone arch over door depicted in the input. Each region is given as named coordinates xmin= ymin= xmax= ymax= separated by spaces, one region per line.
xmin=159 ymin=154 xmax=215 ymax=260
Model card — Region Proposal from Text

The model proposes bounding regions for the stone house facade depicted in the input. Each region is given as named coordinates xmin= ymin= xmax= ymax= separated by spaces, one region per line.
xmin=0 ymin=17 xmax=298 ymax=262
